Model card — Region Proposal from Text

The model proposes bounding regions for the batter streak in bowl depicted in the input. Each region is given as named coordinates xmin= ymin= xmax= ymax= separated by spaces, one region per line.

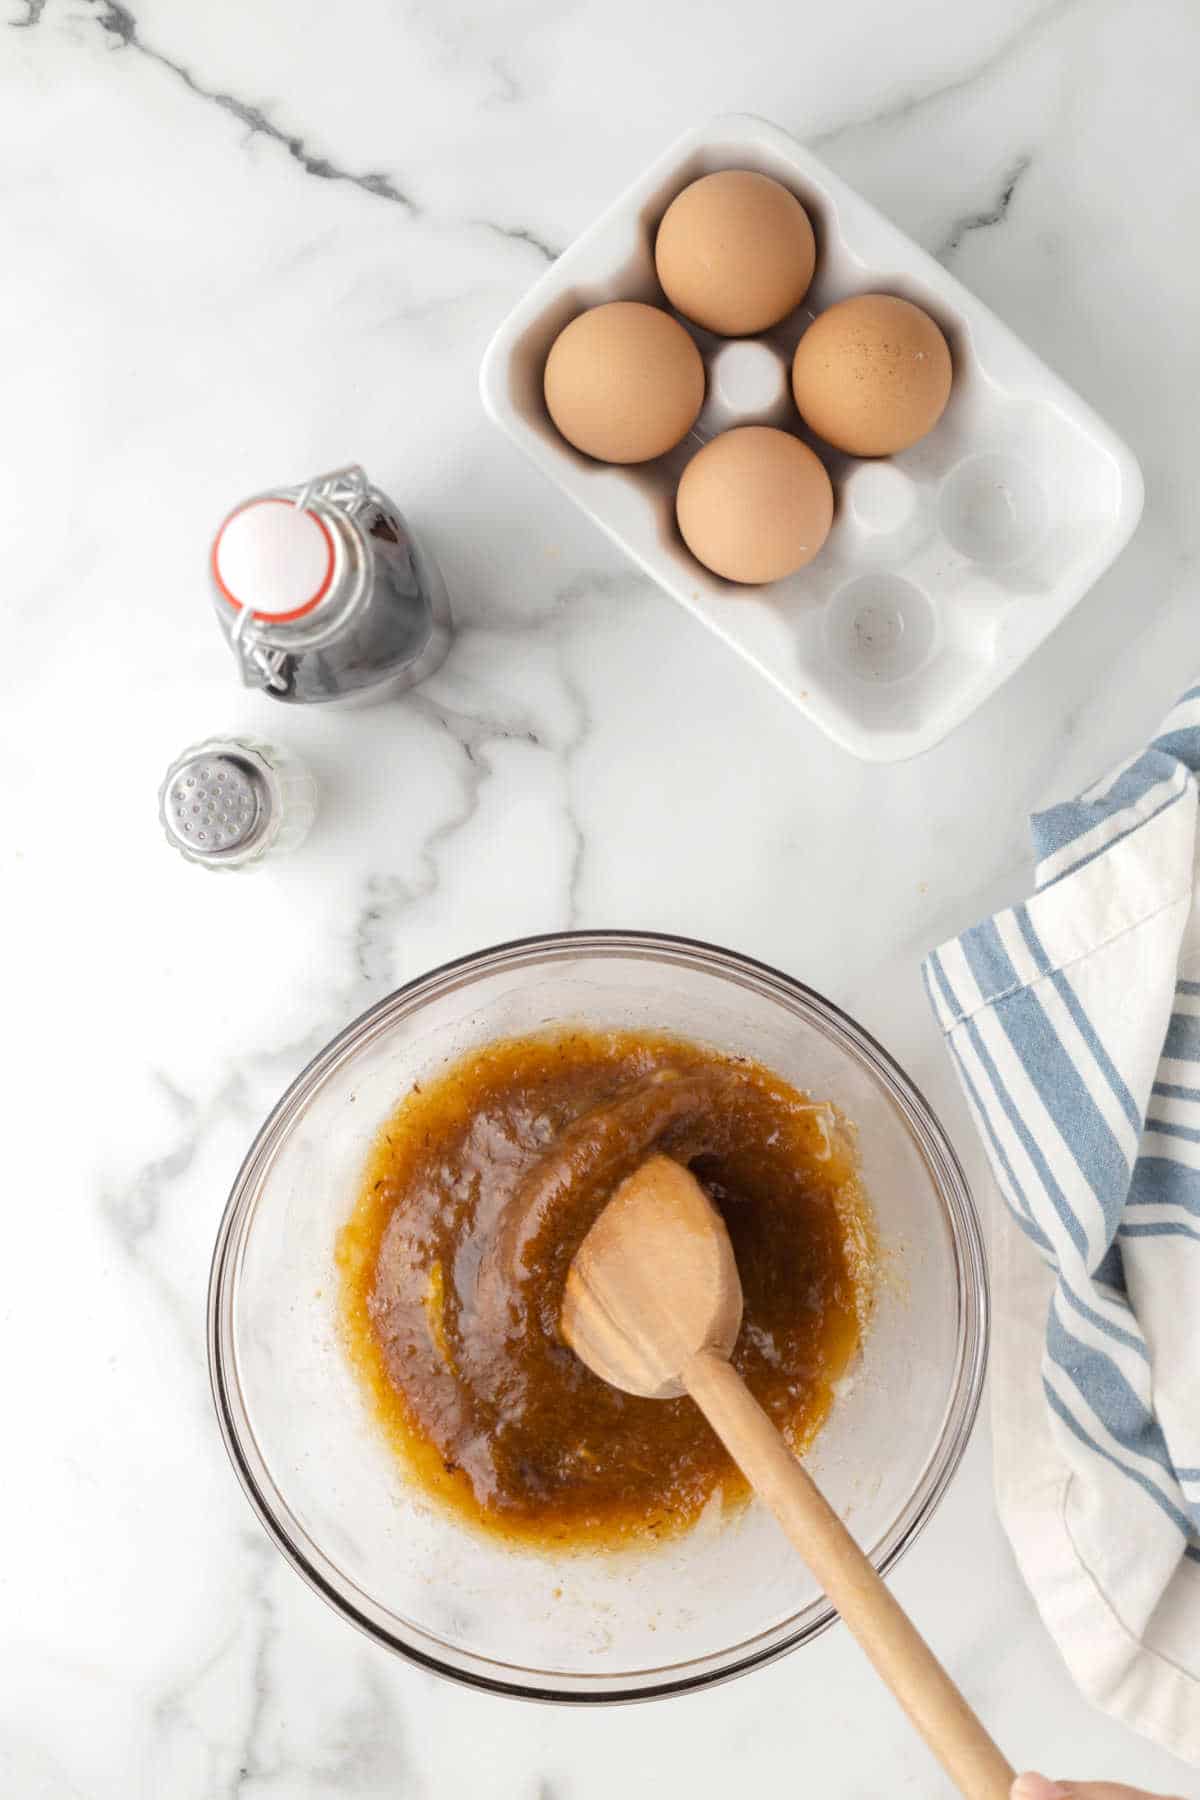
xmin=337 ymin=1029 xmax=875 ymax=1550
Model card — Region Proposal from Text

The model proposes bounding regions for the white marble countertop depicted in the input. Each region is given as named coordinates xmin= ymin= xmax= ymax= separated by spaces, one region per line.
xmin=6 ymin=0 xmax=1200 ymax=1794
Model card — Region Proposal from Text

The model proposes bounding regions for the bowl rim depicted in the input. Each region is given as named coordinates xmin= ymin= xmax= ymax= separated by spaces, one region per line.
xmin=207 ymin=927 xmax=988 ymax=1704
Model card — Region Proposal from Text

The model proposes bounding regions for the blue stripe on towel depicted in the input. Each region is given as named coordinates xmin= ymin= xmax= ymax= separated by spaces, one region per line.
xmin=959 ymin=918 xmax=1021 ymax=1006
xmin=1043 ymin=1382 xmax=1194 ymax=1538
xmin=925 ymin=948 xmax=964 ymax=1026
xmin=1101 ymin=751 xmax=1183 ymax=811
xmin=1040 ymin=786 xmax=1185 ymax=887
xmin=1047 ymin=1311 xmax=1170 ymax=1473
xmin=1050 ymin=968 xmax=1143 ymax=1135
xmin=1129 ymin=1160 xmax=1200 ymax=1215
xmin=941 ymin=1029 xmax=1024 ymax=1195
xmin=1031 ymin=750 xmax=1181 ymax=875
xmin=1122 ymin=1219 xmax=1200 ymax=1242
xmin=1018 ymin=909 xmax=1143 ymax=1134
xmin=959 ymin=1012 xmax=1091 ymax=1260
xmin=1141 ymin=1117 xmax=1200 ymax=1145
xmin=1151 ymin=727 xmax=1200 ymax=769
xmin=1058 ymin=1280 xmax=1147 ymax=1359
xmin=957 ymin=958 xmax=1130 ymax=1247
xmin=1015 ymin=909 xmax=1052 ymax=974
xmin=943 ymin=1032 xmax=1053 ymax=1251
xmin=1164 ymin=1013 xmax=1200 ymax=1061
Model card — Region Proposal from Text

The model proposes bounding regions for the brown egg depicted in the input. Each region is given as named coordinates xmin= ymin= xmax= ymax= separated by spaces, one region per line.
xmin=655 ymin=170 xmax=816 ymax=337
xmin=676 ymin=426 xmax=833 ymax=585
xmin=543 ymin=301 xmax=705 ymax=464
xmin=791 ymin=293 xmax=952 ymax=456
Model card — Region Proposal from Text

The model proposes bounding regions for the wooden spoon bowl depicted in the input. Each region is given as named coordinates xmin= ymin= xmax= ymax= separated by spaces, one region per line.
xmin=562 ymin=1154 xmax=1014 ymax=1800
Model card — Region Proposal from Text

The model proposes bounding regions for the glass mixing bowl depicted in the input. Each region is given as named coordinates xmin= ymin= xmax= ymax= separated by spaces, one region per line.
xmin=208 ymin=931 xmax=987 ymax=1702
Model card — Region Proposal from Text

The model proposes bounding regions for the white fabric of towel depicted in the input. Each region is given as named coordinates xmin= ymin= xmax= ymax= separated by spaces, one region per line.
xmin=923 ymin=685 xmax=1200 ymax=1765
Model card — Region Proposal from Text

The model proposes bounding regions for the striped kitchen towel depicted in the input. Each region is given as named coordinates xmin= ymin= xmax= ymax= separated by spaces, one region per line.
xmin=923 ymin=684 xmax=1200 ymax=1765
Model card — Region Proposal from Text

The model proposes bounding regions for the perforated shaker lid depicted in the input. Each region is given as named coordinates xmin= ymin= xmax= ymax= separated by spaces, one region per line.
xmin=212 ymin=498 xmax=336 ymax=623
xmin=160 ymin=747 xmax=268 ymax=860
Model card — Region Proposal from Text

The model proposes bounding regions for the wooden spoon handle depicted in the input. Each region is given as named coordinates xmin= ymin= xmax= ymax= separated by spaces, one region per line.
xmin=683 ymin=1348 xmax=1014 ymax=1800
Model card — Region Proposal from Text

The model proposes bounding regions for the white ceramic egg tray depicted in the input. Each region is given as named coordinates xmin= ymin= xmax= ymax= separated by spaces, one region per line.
xmin=480 ymin=114 xmax=1144 ymax=762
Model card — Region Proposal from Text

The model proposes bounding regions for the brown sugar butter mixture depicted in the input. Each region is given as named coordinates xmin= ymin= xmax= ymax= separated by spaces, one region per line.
xmin=338 ymin=1029 xmax=875 ymax=1549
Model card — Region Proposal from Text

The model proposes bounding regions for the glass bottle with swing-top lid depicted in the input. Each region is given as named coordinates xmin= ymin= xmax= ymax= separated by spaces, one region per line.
xmin=210 ymin=464 xmax=453 ymax=704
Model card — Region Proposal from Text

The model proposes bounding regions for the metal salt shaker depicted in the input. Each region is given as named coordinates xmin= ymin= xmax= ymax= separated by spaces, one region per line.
xmin=210 ymin=464 xmax=453 ymax=704
xmin=158 ymin=736 xmax=317 ymax=871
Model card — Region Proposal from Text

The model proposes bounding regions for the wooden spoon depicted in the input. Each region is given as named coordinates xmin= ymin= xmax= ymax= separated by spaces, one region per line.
xmin=561 ymin=1154 xmax=1013 ymax=1800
